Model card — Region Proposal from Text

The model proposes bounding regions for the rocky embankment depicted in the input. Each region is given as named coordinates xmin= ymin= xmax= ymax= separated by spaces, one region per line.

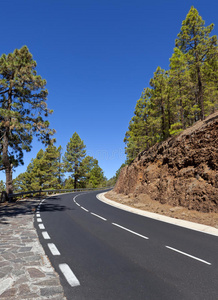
xmin=111 ymin=112 xmax=218 ymax=222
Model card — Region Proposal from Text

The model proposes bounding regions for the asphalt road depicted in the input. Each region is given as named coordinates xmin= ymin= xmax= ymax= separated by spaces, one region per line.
xmin=34 ymin=191 xmax=218 ymax=300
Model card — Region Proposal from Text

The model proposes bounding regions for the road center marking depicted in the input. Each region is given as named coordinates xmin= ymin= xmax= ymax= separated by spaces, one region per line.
xmin=39 ymin=224 xmax=45 ymax=229
xmin=48 ymin=243 xmax=60 ymax=255
xmin=42 ymin=231 xmax=51 ymax=239
xmin=112 ymin=223 xmax=149 ymax=240
xmin=59 ymin=263 xmax=80 ymax=287
xmin=91 ymin=212 xmax=107 ymax=221
xmin=165 ymin=246 xmax=211 ymax=265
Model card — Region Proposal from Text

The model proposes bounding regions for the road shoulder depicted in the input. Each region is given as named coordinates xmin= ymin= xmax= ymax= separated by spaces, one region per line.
xmin=97 ymin=192 xmax=218 ymax=237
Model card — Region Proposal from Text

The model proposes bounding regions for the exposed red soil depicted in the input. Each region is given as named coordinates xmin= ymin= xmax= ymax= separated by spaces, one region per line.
xmin=109 ymin=111 xmax=218 ymax=228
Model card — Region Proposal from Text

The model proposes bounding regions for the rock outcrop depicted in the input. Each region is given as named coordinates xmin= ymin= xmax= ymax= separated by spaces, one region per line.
xmin=114 ymin=112 xmax=218 ymax=213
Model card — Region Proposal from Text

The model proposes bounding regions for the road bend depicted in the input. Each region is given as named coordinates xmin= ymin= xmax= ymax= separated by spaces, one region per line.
xmin=34 ymin=191 xmax=218 ymax=300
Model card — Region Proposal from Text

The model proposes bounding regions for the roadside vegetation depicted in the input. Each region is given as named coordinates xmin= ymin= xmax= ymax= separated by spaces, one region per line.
xmin=124 ymin=6 xmax=218 ymax=163
xmin=13 ymin=132 xmax=109 ymax=193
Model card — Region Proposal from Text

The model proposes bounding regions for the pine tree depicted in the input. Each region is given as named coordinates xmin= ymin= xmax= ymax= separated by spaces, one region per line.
xmin=80 ymin=156 xmax=105 ymax=188
xmin=63 ymin=132 xmax=86 ymax=189
xmin=149 ymin=67 xmax=169 ymax=140
xmin=24 ymin=149 xmax=45 ymax=191
xmin=169 ymin=47 xmax=195 ymax=132
xmin=202 ymin=45 xmax=218 ymax=114
xmin=13 ymin=172 xmax=28 ymax=193
xmin=88 ymin=165 xmax=105 ymax=188
xmin=175 ymin=6 xmax=218 ymax=120
xmin=0 ymin=46 xmax=55 ymax=195
xmin=124 ymin=88 xmax=153 ymax=163
xmin=13 ymin=145 xmax=62 ymax=191
xmin=41 ymin=145 xmax=62 ymax=189
xmin=124 ymin=6 xmax=218 ymax=165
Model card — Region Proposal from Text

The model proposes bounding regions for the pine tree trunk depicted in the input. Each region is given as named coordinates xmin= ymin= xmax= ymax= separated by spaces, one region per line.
xmin=2 ymin=87 xmax=13 ymax=196
xmin=161 ymin=98 xmax=166 ymax=140
xmin=74 ymin=176 xmax=77 ymax=189
xmin=179 ymin=82 xmax=185 ymax=129
xmin=167 ymin=94 xmax=171 ymax=136
xmin=2 ymin=132 xmax=13 ymax=196
xmin=197 ymin=65 xmax=205 ymax=120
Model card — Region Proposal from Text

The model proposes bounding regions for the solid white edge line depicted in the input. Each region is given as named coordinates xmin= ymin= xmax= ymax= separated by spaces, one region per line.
xmin=37 ymin=218 xmax=42 ymax=222
xmin=47 ymin=243 xmax=60 ymax=255
xmin=97 ymin=193 xmax=218 ymax=237
xmin=42 ymin=231 xmax=51 ymax=239
xmin=165 ymin=246 xmax=211 ymax=265
xmin=91 ymin=212 xmax=107 ymax=221
xmin=81 ymin=206 xmax=89 ymax=212
xmin=59 ymin=263 xmax=80 ymax=287
xmin=112 ymin=223 xmax=149 ymax=240
xmin=38 ymin=224 xmax=45 ymax=229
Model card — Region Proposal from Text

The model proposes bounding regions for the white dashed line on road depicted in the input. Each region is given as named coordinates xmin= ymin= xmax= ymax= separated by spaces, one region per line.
xmin=165 ymin=246 xmax=211 ymax=265
xmin=48 ymin=243 xmax=60 ymax=255
xmin=59 ymin=263 xmax=80 ymax=287
xmin=38 ymin=224 xmax=45 ymax=229
xmin=91 ymin=212 xmax=107 ymax=221
xmin=112 ymin=223 xmax=149 ymax=240
xmin=42 ymin=231 xmax=51 ymax=239
xmin=37 ymin=218 xmax=42 ymax=223
xmin=36 ymin=213 xmax=40 ymax=217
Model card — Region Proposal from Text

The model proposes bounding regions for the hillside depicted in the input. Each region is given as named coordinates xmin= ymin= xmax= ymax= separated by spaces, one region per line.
xmin=107 ymin=112 xmax=218 ymax=227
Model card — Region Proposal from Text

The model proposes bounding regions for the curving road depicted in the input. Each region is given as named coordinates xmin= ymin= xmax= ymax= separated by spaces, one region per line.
xmin=34 ymin=190 xmax=218 ymax=300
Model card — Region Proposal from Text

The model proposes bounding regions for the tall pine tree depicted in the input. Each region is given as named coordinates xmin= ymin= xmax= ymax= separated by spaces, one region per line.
xmin=0 ymin=46 xmax=55 ymax=195
xmin=13 ymin=145 xmax=62 ymax=191
xmin=63 ymin=132 xmax=86 ymax=189
xmin=124 ymin=6 xmax=218 ymax=163
xmin=175 ymin=6 xmax=218 ymax=120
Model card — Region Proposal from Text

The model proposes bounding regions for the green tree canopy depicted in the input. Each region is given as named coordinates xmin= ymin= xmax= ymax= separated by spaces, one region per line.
xmin=13 ymin=145 xmax=62 ymax=192
xmin=0 ymin=46 xmax=55 ymax=195
xmin=176 ymin=6 xmax=218 ymax=120
xmin=63 ymin=132 xmax=86 ymax=189
xmin=124 ymin=6 xmax=218 ymax=164
xmin=81 ymin=156 xmax=105 ymax=188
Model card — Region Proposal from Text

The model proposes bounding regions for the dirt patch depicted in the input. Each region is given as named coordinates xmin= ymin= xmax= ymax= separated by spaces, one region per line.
xmin=106 ymin=190 xmax=218 ymax=228
xmin=114 ymin=112 xmax=218 ymax=214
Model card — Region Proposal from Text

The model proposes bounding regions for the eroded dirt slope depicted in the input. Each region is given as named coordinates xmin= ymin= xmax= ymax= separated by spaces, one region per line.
xmin=114 ymin=112 xmax=218 ymax=213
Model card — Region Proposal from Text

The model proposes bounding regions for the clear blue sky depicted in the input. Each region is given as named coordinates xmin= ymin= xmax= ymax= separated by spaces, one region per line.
xmin=0 ymin=0 xmax=218 ymax=182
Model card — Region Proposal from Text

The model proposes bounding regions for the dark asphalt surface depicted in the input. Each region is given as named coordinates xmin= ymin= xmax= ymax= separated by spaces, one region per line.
xmin=35 ymin=191 xmax=218 ymax=300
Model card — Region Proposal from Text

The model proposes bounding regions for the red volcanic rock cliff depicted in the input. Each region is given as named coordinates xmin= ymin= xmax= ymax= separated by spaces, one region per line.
xmin=114 ymin=112 xmax=218 ymax=213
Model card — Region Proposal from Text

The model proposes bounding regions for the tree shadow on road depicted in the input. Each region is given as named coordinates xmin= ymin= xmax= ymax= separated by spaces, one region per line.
xmin=0 ymin=196 xmax=74 ymax=224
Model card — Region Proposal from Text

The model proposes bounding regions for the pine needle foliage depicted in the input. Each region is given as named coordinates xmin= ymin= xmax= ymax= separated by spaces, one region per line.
xmin=0 ymin=46 xmax=55 ymax=194
xmin=124 ymin=6 xmax=218 ymax=163
xmin=13 ymin=145 xmax=62 ymax=192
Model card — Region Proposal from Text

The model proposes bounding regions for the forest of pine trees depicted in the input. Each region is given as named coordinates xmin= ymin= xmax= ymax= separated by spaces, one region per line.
xmin=124 ymin=6 xmax=218 ymax=163
xmin=13 ymin=132 xmax=107 ymax=192
xmin=0 ymin=47 xmax=108 ymax=194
